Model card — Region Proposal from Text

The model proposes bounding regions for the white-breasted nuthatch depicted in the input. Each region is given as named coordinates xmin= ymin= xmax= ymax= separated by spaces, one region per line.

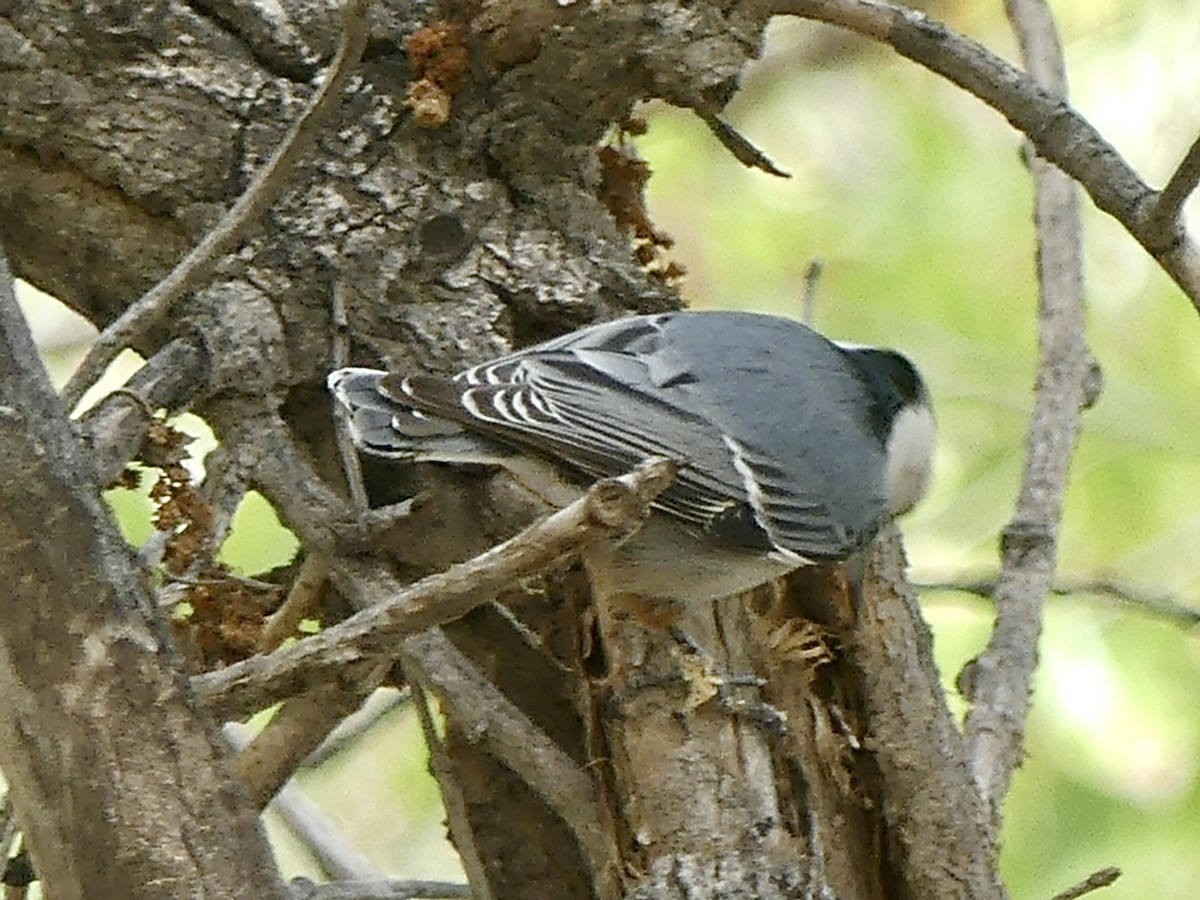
xmin=328 ymin=311 xmax=935 ymax=602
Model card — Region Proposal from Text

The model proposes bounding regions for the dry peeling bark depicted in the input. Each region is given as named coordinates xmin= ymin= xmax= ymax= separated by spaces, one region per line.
xmin=0 ymin=1 xmax=1003 ymax=897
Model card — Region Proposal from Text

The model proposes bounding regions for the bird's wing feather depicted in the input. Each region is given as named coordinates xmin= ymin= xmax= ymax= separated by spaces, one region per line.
xmin=391 ymin=367 xmax=741 ymax=529
xmin=372 ymin=314 xmax=871 ymax=559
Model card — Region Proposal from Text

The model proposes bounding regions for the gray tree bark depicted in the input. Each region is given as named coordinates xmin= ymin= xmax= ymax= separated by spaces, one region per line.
xmin=0 ymin=255 xmax=285 ymax=898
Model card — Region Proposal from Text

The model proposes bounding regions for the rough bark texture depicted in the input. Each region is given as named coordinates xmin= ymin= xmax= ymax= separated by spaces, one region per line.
xmin=0 ymin=259 xmax=285 ymax=898
xmin=1 ymin=1 xmax=1004 ymax=897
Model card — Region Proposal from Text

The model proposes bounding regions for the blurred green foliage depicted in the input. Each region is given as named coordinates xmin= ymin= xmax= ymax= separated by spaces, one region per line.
xmin=20 ymin=0 xmax=1200 ymax=894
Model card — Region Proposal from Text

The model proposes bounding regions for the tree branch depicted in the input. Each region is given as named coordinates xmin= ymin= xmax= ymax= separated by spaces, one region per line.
xmin=961 ymin=0 xmax=1090 ymax=812
xmin=192 ymin=458 xmax=677 ymax=720
xmin=408 ymin=681 xmax=496 ymax=900
xmin=59 ymin=0 xmax=371 ymax=411
xmin=300 ymin=690 xmax=412 ymax=771
xmin=77 ymin=336 xmax=208 ymax=486
xmin=916 ymin=574 xmax=1200 ymax=628
xmin=1047 ymin=866 xmax=1121 ymax=900
xmin=225 ymin=724 xmax=381 ymax=882
xmin=288 ymin=879 xmax=473 ymax=899
xmin=846 ymin=534 xmax=1005 ymax=897
xmin=697 ymin=112 xmax=791 ymax=178
xmin=771 ymin=0 xmax=1200 ymax=313
xmin=400 ymin=630 xmax=619 ymax=899
xmin=1144 ymin=131 xmax=1200 ymax=248
xmin=260 ymin=555 xmax=334 ymax=652
xmin=0 ymin=247 xmax=285 ymax=897
xmin=234 ymin=676 xmax=386 ymax=810
xmin=201 ymin=455 xmax=674 ymax=893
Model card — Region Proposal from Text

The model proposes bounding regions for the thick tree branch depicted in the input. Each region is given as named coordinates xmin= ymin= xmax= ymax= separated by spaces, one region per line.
xmin=961 ymin=0 xmax=1090 ymax=812
xmin=0 ymin=248 xmax=285 ymax=898
xmin=59 ymin=0 xmax=371 ymax=411
xmin=847 ymin=534 xmax=1005 ymax=898
xmin=772 ymin=0 xmax=1200 ymax=313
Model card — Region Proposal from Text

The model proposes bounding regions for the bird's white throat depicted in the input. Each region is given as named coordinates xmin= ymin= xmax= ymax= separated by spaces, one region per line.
xmin=886 ymin=403 xmax=936 ymax=515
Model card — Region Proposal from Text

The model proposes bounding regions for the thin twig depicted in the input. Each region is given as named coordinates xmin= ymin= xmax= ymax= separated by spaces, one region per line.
xmin=192 ymin=458 xmax=677 ymax=720
xmin=769 ymin=0 xmax=1200 ymax=313
xmin=916 ymin=574 xmax=1200 ymax=627
xmin=1047 ymin=866 xmax=1121 ymax=900
xmin=1144 ymin=131 xmax=1200 ymax=248
xmin=60 ymin=0 xmax=372 ymax=411
xmin=288 ymin=878 xmax=473 ymax=899
xmin=260 ymin=555 xmax=333 ymax=652
xmin=331 ymin=275 xmax=370 ymax=511
xmin=485 ymin=600 xmax=573 ymax=672
xmin=409 ymin=681 xmax=494 ymax=900
xmin=166 ymin=571 xmax=279 ymax=592
xmin=301 ymin=688 xmax=411 ymax=770
xmin=960 ymin=0 xmax=1090 ymax=812
xmin=697 ymin=112 xmax=791 ymax=178
xmin=225 ymin=723 xmax=381 ymax=881
xmin=400 ymin=629 xmax=619 ymax=899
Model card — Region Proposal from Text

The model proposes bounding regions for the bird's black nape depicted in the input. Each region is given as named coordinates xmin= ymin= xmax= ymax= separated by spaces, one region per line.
xmin=837 ymin=347 xmax=927 ymax=444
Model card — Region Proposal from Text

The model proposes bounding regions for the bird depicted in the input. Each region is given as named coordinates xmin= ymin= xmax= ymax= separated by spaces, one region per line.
xmin=327 ymin=310 xmax=935 ymax=604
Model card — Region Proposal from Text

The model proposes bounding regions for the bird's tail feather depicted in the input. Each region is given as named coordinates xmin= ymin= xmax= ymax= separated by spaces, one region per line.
xmin=327 ymin=367 xmax=506 ymax=463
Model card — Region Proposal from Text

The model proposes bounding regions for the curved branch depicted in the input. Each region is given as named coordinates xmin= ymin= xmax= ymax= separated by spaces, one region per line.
xmin=771 ymin=0 xmax=1200 ymax=313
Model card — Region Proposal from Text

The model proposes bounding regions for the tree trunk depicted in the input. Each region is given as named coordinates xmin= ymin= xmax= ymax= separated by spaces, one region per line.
xmin=0 ymin=259 xmax=284 ymax=898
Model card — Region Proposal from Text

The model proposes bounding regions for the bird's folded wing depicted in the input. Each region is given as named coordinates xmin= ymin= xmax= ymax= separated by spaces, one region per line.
xmin=379 ymin=346 xmax=858 ymax=559
xmin=388 ymin=365 xmax=737 ymax=524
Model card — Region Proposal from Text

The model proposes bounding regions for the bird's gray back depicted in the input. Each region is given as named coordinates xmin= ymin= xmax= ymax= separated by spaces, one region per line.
xmin=639 ymin=313 xmax=890 ymax=553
